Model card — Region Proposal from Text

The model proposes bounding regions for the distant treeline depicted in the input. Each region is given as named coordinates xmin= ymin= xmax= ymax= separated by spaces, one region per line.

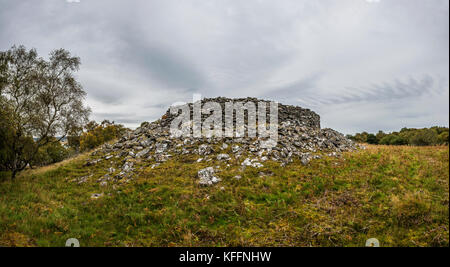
xmin=347 ymin=127 xmax=449 ymax=146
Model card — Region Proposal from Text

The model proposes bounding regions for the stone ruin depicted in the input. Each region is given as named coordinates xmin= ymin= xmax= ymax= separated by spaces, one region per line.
xmin=159 ymin=97 xmax=321 ymax=130
xmin=79 ymin=97 xmax=360 ymax=187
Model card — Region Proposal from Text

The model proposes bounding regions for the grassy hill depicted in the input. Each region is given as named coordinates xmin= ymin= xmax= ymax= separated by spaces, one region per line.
xmin=0 ymin=145 xmax=448 ymax=247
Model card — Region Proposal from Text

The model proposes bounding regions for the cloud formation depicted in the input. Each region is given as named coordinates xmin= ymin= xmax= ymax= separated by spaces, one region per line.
xmin=0 ymin=0 xmax=448 ymax=133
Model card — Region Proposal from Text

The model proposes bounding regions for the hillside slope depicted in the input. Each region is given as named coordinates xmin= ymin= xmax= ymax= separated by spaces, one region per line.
xmin=0 ymin=145 xmax=448 ymax=247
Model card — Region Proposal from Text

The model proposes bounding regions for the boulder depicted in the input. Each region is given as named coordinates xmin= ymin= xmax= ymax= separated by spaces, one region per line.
xmin=198 ymin=167 xmax=221 ymax=186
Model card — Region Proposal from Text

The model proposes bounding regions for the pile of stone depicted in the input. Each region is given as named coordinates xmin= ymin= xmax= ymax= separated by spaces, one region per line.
xmin=81 ymin=97 xmax=360 ymax=187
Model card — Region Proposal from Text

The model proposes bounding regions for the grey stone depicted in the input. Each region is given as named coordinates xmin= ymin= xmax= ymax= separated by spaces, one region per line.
xmin=198 ymin=144 xmax=213 ymax=156
xmin=136 ymin=148 xmax=150 ymax=158
xmin=241 ymin=158 xmax=263 ymax=168
xmin=301 ymin=154 xmax=311 ymax=165
xmin=91 ymin=193 xmax=103 ymax=199
xmin=122 ymin=161 xmax=134 ymax=172
xmin=198 ymin=167 xmax=221 ymax=186
xmin=217 ymin=154 xmax=230 ymax=161
xmin=155 ymin=142 xmax=168 ymax=154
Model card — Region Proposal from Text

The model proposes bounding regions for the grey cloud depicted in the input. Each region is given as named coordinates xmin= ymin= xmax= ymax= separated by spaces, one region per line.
xmin=262 ymin=73 xmax=324 ymax=105
xmin=0 ymin=0 xmax=448 ymax=133
xmin=93 ymin=112 xmax=142 ymax=125
xmin=295 ymin=75 xmax=447 ymax=109
xmin=84 ymin=79 xmax=127 ymax=105
xmin=119 ymin=40 xmax=207 ymax=89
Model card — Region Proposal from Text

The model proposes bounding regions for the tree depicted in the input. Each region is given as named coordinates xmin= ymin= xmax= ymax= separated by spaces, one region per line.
xmin=366 ymin=134 xmax=378 ymax=144
xmin=349 ymin=127 xmax=449 ymax=146
xmin=410 ymin=129 xmax=439 ymax=146
xmin=32 ymin=138 xmax=71 ymax=166
xmin=0 ymin=104 xmax=14 ymax=171
xmin=376 ymin=130 xmax=386 ymax=143
xmin=0 ymin=45 xmax=90 ymax=179
xmin=350 ymin=131 xmax=369 ymax=143
xmin=379 ymin=135 xmax=394 ymax=145
xmin=390 ymin=135 xmax=408 ymax=145
xmin=380 ymin=134 xmax=407 ymax=146
xmin=79 ymin=120 xmax=126 ymax=151
xmin=438 ymin=131 xmax=449 ymax=145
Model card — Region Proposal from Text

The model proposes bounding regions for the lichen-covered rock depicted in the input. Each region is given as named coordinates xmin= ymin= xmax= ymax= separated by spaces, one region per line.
xmin=122 ymin=161 xmax=134 ymax=172
xmin=135 ymin=148 xmax=150 ymax=158
xmin=198 ymin=144 xmax=213 ymax=156
xmin=198 ymin=167 xmax=221 ymax=186
xmin=155 ymin=142 xmax=168 ymax=154
xmin=217 ymin=154 xmax=230 ymax=161
xmin=241 ymin=158 xmax=264 ymax=168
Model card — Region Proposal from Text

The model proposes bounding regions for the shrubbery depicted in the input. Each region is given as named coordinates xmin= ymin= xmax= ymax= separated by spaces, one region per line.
xmin=32 ymin=139 xmax=73 ymax=167
xmin=79 ymin=120 xmax=126 ymax=151
xmin=348 ymin=127 xmax=449 ymax=146
xmin=1 ymin=112 xmax=127 ymax=173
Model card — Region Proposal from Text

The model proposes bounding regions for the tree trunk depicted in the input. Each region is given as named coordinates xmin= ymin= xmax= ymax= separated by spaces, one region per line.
xmin=11 ymin=169 xmax=17 ymax=180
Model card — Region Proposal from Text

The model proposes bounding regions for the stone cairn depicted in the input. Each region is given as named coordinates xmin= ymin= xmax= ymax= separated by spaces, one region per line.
xmin=79 ymin=97 xmax=359 ymax=187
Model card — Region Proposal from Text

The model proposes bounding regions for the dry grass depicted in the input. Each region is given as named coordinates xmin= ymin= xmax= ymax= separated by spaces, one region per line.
xmin=1 ymin=144 xmax=448 ymax=247
xmin=17 ymin=151 xmax=92 ymax=179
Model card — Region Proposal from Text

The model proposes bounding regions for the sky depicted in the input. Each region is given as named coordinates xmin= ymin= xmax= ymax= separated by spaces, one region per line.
xmin=0 ymin=0 xmax=448 ymax=134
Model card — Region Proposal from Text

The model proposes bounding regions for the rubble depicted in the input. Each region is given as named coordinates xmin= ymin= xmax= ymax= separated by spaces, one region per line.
xmin=78 ymin=97 xmax=360 ymax=187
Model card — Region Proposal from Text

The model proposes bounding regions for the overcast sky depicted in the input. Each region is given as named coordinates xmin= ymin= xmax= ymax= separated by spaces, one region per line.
xmin=1 ymin=0 xmax=448 ymax=133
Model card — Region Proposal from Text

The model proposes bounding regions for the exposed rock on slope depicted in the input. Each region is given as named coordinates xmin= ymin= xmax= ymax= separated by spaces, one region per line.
xmin=82 ymin=97 xmax=359 ymax=186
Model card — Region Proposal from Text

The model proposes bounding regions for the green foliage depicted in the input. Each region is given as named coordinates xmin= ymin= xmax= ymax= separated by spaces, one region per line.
xmin=351 ymin=132 xmax=369 ymax=143
xmin=79 ymin=120 xmax=126 ymax=151
xmin=409 ymin=129 xmax=439 ymax=146
xmin=438 ymin=131 xmax=449 ymax=145
xmin=349 ymin=127 xmax=449 ymax=146
xmin=0 ymin=105 xmax=37 ymax=172
xmin=0 ymin=105 xmax=12 ymax=170
xmin=366 ymin=134 xmax=378 ymax=144
xmin=32 ymin=139 xmax=72 ymax=166
xmin=0 ymin=45 xmax=90 ymax=178
xmin=379 ymin=135 xmax=408 ymax=146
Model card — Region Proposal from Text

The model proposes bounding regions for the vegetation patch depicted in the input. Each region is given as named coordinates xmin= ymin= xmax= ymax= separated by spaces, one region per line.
xmin=0 ymin=145 xmax=448 ymax=247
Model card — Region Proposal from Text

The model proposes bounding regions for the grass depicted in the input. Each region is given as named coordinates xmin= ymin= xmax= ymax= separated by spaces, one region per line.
xmin=0 ymin=145 xmax=448 ymax=247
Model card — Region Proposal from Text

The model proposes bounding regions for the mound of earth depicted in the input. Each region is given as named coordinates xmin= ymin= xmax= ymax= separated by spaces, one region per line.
xmin=80 ymin=97 xmax=360 ymax=187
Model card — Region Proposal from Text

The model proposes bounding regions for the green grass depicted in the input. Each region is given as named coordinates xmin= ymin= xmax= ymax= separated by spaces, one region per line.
xmin=0 ymin=145 xmax=448 ymax=247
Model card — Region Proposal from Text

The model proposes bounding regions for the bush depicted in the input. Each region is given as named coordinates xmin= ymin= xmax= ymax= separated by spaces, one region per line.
xmin=366 ymin=134 xmax=378 ymax=144
xmin=79 ymin=120 xmax=126 ymax=151
xmin=32 ymin=140 xmax=71 ymax=166
xmin=390 ymin=135 xmax=408 ymax=145
xmin=350 ymin=127 xmax=448 ymax=146
xmin=438 ymin=131 xmax=449 ymax=145
xmin=379 ymin=135 xmax=394 ymax=145
xmin=410 ymin=129 xmax=439 ymax=146
xmin=0 ymin=105 xmax=38 ymax=171
xmin=380 ymin=135 xmax=408 ymax=146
